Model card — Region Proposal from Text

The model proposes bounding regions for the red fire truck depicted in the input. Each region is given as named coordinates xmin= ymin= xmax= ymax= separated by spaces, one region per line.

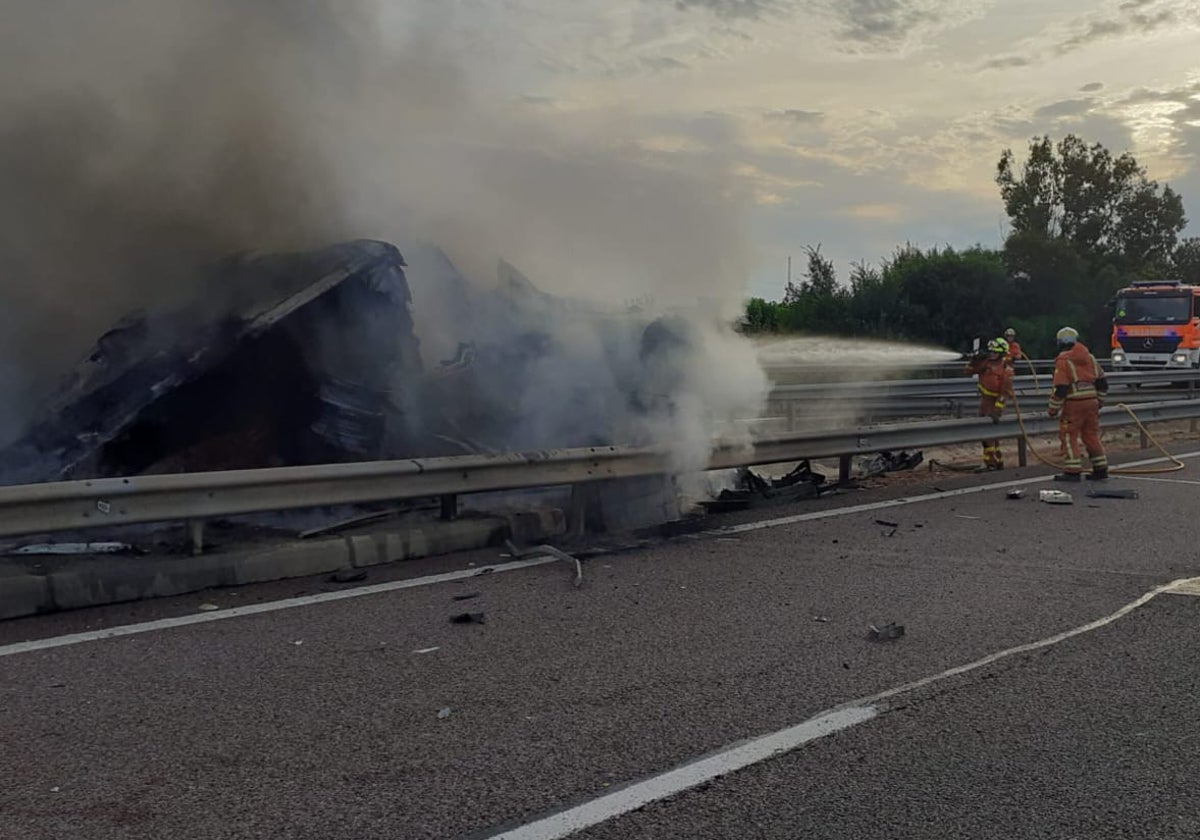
xmin=1110 ymin=280 xmax=1200 ymax=369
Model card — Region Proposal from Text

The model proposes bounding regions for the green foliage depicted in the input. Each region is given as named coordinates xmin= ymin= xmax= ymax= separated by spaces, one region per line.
xmin=1174 ymin=238 xmax=1200 ymax=284
xmin=996 ymin=133 xmax=1186 ymax=268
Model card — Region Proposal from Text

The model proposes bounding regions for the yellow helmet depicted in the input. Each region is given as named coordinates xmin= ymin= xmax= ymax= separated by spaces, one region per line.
xmin=987 ymin=337 xmax=1009 ymax=354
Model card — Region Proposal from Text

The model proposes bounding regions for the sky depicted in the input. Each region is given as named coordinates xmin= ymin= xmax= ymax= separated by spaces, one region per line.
xmin=391 ymin=0 xmax=1200 ymax=300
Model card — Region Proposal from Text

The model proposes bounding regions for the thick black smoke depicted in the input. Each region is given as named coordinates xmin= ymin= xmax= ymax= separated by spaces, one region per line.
xmin=0 ymin=0 xmax=767 ymax=464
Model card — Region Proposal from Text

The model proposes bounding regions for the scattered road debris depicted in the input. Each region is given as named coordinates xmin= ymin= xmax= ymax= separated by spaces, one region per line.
xmin=450 ymin=612 xmax=486 ymax=625
xmin=868 ymin=622 xmax=905 ymax=641
xmin=292 ymin=640 xmax=303 ymax=646
xmin=413 ymin=647 xmax=441 ymax=655
xmin=328 ymin=568 xmax=368 ymax=584
xmin=8 ymin=542 xmax=135 ymax=555
xmin=437 ymin=707 xmax=452 ymax=720
xmin=452 ymin=592 xmax=481 ymax=601
xmin=504 ymin=539 xmax=584 ymax=587
xmin=699 ymin=461 xmax=826 ymax=512
xmin=1039 ymin=489 xmax=1074 ymax=505
xmin=954 ymin=514 xmax=981 ymax=520
xmin=197 ymin=603 xmax=220 ymax=612
xmin=856 ymin=450 xmax=923 ymax=479
xmin=1087 ymin=488 xmax=1139 ymax=500
xmin=1006 ymin=489 xmax=1026 ymax=500
xmin=812 ymin=615 xmax=830 ymax=623
xmin=874 ymin=519 xmax=899 ymax=528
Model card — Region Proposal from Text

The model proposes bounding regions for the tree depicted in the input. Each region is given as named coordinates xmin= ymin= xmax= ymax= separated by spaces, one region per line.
xmin=1173 ymin=237 xmax=1200 ymax=284
xmin=996 ymin=134 xmax=1186 ymax=269
xmin=801 ymin=245 xmax=837 ymax=296
xmin=880 ymin=245 xmax=1012 ymax=350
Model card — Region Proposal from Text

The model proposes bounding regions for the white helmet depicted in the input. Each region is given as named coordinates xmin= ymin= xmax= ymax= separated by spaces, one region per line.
xmin=1056 ymin=326 xmax=1078 ymax=345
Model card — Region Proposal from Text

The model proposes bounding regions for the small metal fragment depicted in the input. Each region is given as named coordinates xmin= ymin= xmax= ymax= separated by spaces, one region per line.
xmin=868 ymin=622 xmax=905 ymax=641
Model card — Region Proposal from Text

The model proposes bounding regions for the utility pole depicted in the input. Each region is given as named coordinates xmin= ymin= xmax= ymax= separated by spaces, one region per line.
xmin=787 ymin=255 xmax=791 ymax=286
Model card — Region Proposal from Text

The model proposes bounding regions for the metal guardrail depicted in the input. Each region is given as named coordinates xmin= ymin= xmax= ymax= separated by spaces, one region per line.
xmin=0 ymin=398 xmax=1196 ymax=540
xmin=768 ymin=368 xmax=1200 ymax=401
xmin=764 ymin=389 xmax=1198 ymax=424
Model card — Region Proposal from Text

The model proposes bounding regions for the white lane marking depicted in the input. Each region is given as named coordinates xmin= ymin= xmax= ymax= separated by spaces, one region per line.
xmin=0 ymin=558 xmax=556 ymax=658
xmin=483 ymin=575 xmax=1200 ymax=840
xmin=1121 ymin=475 xmax=1200 ymax=486
xmin=4 ymin=450 xmax=1197 ymax=659
xmin=483 ymin=706 xmax=879 ymax=840
xmin=707 ymin=449 xmax=1200 ymax=537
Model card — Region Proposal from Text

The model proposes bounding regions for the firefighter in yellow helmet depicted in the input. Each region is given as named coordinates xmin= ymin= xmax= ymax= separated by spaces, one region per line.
xmin=964 ymin=337 xmax=1015 ymax=469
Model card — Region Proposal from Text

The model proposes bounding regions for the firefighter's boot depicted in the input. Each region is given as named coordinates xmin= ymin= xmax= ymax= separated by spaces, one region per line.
xmin=1086 ymin=467 xmax=1109 ymax=481
xmin=1053 ymin=472 xmax=1082 ymax=482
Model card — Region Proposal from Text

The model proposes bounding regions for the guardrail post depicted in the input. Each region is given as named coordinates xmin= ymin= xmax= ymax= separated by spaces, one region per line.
xmin=787 ymin=402 xmax=798 ymax=432
xmin=1139 ymin=428 xmax=1149 ymax=449
xmin=838 ymin=454 xmax=851 ymax=485
xmin=439 ymin=494 xmax=458 ymax=521
xmin=1017 ymin=436 xmax=1027 ymax=468
xmin=187 ymin=519 xmax=205 ymax=556
xmin=1192 ymin=378 xmax=1198 ymax=434
xmin=569 ymin=484 xmax=587 ymax=536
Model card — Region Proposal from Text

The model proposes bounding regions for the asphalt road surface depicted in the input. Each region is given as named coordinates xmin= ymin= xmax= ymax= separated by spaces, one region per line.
xmin=3 ymin=453 xmax=1200 ymax=839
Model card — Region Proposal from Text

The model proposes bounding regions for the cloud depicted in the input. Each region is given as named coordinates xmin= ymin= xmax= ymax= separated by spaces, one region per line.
xmin=833 ymin=0 xmax=938 ymax=46
xmin=979 ymin=55 xmax=1031 ymax=70
xmin=640 ymin=55 xmax=690 ymax=71
xmin=670 ymin=0 xmax=789 ymax=18
xmin=836 ymin=202 xmax=907 ymax=221
xmin=799 ymin=0 xmax=992 ymax=53
xmin=765 ymin=108 xmax=824 ymax=123
xmin=1033 ymin=98 xmax=1096 ymax=120
xmin=1055 ymin=0 xmax=1180 ymax=55
xmin=1080 ymin=82 xmax=1104 ymax=92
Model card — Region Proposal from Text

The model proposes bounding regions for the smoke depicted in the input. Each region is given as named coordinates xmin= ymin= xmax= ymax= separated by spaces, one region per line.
xmin=0 ymin=0 xmax=767 ymax=464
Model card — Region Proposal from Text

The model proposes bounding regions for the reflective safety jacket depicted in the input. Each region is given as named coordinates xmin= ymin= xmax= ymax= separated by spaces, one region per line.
xmin=965 ymin=355 xmax=1014 ymax=407
xmin=1006 ymin=340 xmax=1022 ymax=366
xmin=1049 ymin=341 xmax=1108 ymax=412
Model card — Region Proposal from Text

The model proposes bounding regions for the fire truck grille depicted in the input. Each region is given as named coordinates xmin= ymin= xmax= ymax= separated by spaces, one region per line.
xmin=1119 ymin=336 xmax=1181 ymax=354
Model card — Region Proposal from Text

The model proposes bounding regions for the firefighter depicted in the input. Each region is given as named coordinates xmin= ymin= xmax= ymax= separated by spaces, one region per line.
xmin=1048 ymin=326 xmax=1108 ymax=481
xmin=964 ymin=337 xmax=1015 ymax=469
xmin=1003 ymin=328 xmax=1022 ymax=367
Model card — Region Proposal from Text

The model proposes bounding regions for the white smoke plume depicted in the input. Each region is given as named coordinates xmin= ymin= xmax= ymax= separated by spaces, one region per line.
xmin=0 ymin=0 xmax=768 ymax=464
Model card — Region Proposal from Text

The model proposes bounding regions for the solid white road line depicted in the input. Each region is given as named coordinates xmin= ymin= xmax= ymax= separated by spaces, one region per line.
xmin=0 ymin=558 xmax=557 ymax=658
xmin=4 ymin=450 xmax=1197 ymax=659
xmin=708 ymin=449 xmax=1200 ymax=537
xmin=481 ymin=575 xmax=1200 ymax=840
xmin=1121 ymin=475 xmax=1200 ymax=486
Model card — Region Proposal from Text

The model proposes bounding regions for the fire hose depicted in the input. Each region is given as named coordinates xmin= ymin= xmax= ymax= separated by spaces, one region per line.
xmin=933 ymin=353 xmax=1186 ymax=475
xmin=1009 ymin=390 xmax=1186 ymax=475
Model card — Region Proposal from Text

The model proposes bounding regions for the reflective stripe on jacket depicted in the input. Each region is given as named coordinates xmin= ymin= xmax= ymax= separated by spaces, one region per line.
xmin=1049 ymin=341 xmax=1107 ymax=411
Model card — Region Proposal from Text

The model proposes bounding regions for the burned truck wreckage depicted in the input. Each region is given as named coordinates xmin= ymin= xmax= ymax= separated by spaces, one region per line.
xmin=0 ymin=240 xmax=722 ymax=503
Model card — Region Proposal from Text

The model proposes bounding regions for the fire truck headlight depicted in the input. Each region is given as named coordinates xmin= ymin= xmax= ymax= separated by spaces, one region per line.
xmin=1172 ymin=353 xmax=1188 ymax=364
xmin=1112 ymin=351 xmax=1126 ymax=363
